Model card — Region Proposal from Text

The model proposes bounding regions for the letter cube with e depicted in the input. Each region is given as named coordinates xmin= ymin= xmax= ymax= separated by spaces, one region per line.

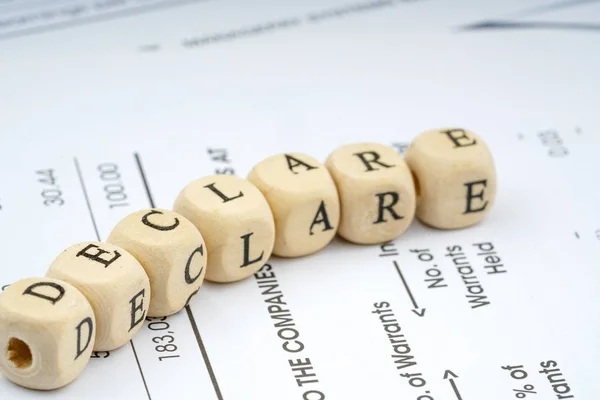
xmin=0 ymin=277 xmax=95 ymax=390
xmin=247 ymin=153 xmax=340 ymax=257
xmin=325 ymin=143 xmax=416 ymax=244
xmin=173 ymin=175 xmax=275 ymax=283
xmin=405 ymin=128 xmax=497 ymax=229
xmin=46 ymin=242 xmax=150 ymax=351
xmin=107 ymin=209 xmax=207 ymax=317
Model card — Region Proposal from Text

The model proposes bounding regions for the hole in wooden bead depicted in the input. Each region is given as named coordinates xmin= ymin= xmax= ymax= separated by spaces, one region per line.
xmin=6 ymin=337 xmax=32 ymax=369
xmin=411 ymin=170 xmax=421 ymax=198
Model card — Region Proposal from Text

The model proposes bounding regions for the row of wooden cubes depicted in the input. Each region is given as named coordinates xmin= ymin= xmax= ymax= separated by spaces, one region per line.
xmin=0 ymin=128 xmax=496 ymax=390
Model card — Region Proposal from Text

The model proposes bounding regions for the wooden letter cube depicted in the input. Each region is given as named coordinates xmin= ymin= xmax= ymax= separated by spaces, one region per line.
xmin=405 ymin=128 xmax=496 ymax=229
xmin=247 ymin=153 xmax=340 ymax=257
xmin=173 ymin=175 xmax=275 ymax=283
xmin=0 ymin=277 xmax=95 ymax=390
xmin=325 ymin=143 xmax=416 ymax=244
xmin=46 ymin=242 xmax=150 ymax=351
xmin=107 ymin=208 xmax=207 ymax=317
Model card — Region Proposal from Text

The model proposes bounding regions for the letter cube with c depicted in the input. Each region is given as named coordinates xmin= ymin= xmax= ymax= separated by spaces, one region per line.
xmin=46 ymin=242 xmax=150 ymax=351
xmin=107 ymin=209 xmax=207 ymax=317
xmin=0 ymin=277 xmax=95 ymax=390
xmin=325 ymin=143 xmax=416 ymax=244
xmin=247 ymin=153 xmax=340 ymax=257
xmin=405 ymin=128 xmax=497 ymax=229
xmin=173 ymin=175 xmax=275 ymax=283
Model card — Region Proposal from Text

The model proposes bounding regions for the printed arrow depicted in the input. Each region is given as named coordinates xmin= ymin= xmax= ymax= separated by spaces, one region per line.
xmin=392 ymin=261 xmax=426 ymax=317
xmin=443 ymin=370 xmax=463 ymax=400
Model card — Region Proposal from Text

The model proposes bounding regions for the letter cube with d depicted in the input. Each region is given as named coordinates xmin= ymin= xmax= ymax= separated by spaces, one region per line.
xmin=0 ymin=277 xmax=95 ymax=390
xmin=46 ymin=242 xmax=150 ymax=351
xmin=405 ymin=128 xmax=497 ymax=229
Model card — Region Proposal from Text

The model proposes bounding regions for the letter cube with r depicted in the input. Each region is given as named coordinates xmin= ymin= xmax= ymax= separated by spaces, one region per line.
xmin=0 ymin=129 xmax=497 ymax=391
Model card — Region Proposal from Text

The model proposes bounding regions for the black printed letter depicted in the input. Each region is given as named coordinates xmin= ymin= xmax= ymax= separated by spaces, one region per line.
xmin=240 ymin=233 xmax=264 ymax=268
xmin=374 ymin=192 xmax=403 ymax=224
xmin=285 ymin=154 xmax=317 ymax=174
xmin=185 ymin=245 xmax=204 ymax=284
xmin=76 ymin=244 xmax=121 ymax=268
xmin=353 ymin=151 xmax=395 ymax=172
xmin=204 ymin=183 xmax=244 ymax=203
xmin=22 ymin=282 xmax=65 ymax=305
xmin=309 ymin=201 xmax=334 ymax=235
xmin=463 ymin=180 xmax=488 ymax=214
xmin=142 ymin=209 xmax=179 ymax=231
xmin=75 ymin=317 xmax=93 ymax=360
xmin=128 ymin=289 xmax=146 ymax=332
xmin=441 ymin=129 xmax=477 ymax=148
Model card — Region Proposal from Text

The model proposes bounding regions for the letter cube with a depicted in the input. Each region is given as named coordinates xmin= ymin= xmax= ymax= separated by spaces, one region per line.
xmin=46 ymin=242 xmax=150 ymax=351
xmin=0 ymin=277 xmax=95 ymax=390
xmin=325 ymin=143 xmax=416 ymax=244
xmin=247 ymin=153 xmax=340 ymax=257
xmin=405 ymin=128 xmax=496 ymax=229
xmin=107 ymin=209 xmax=207 ymax=317
xmin=173 ymin=175 xmax=275 ymax=283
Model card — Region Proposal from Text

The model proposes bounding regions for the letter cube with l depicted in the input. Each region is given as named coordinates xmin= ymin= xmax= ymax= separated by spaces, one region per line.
xmin=325 ymin=143 xmax=416 ymax=244
xmin=46 ymin=242 xmax=150 ymax=351
xmin=107 ymin=209 xmax=207 ymax=317
xmin=173 ymin=175 xmax=275 ymax=283
xmin=0 ymin=277 xmax=95 ymax=390
xmin=405 ymin=128 xmax=497 ymax=229
xmin=247 ymin=153 xmax=340 ymax=257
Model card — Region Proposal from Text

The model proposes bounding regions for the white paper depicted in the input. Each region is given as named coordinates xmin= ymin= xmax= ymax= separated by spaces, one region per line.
xmin=0 ymin=1 xmax=599 ymax=399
